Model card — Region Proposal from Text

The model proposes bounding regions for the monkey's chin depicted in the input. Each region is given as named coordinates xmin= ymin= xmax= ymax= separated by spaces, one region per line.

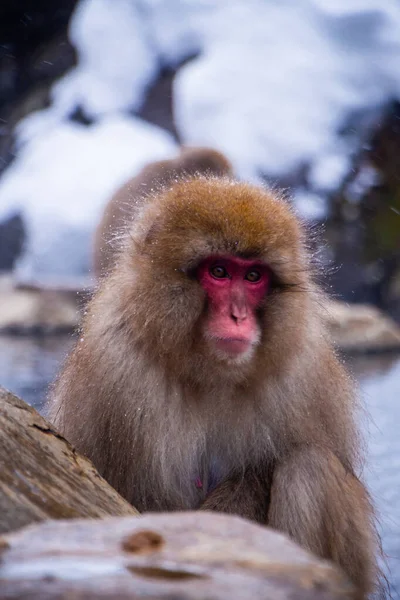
xmin=215 ymin=338 xmax=251 ymax=356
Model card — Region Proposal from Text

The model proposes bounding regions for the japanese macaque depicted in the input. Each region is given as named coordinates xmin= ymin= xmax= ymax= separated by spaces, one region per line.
xmin=49 ymin=177 xmax=380 ymax=598
xmin=93 ymin=146 xmax=232 ymax=276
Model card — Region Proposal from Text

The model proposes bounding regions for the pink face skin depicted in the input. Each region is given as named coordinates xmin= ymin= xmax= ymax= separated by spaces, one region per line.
xmin=197 ymin=256 xmax=270 ymax=358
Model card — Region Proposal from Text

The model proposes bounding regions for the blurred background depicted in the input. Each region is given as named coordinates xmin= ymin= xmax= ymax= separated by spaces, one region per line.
xmin=0 ymin=0 xmax=399 ymax=593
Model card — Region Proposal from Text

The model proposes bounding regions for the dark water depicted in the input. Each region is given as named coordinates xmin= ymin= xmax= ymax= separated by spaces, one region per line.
xmin=0 ymin=335 xmax=399 ymax=593
xmin=354 ymin=355 xmax=400 ymax=595
xmin=0 ymin=335 xmax=74 ymax=409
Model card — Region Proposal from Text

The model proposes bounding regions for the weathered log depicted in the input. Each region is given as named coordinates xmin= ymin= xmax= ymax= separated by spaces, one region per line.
xmin=0 ymin=387 xmax=138 ymax=534
xmin=0 ymin=512 xmax=355 ymax=599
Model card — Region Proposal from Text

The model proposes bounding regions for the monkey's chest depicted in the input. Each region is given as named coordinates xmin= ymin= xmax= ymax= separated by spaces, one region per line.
xmin=194 ymin=459 xmax=223 ymax=493
xmin=193 ymin=456 xmax=227 ymax=496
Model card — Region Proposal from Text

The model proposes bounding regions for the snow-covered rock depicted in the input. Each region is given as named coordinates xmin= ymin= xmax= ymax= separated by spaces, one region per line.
xmin=174 ymin=0 xmax=400 ymax=183
xmin=2 ymin=0 xmax=400 ymax=275
xmin=0 ymin=116 xmax=177 ymax=277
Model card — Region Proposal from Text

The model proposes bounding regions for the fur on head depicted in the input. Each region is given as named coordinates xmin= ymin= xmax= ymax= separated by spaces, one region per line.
xmin=107 ymin=176 xmax=315 ymax=384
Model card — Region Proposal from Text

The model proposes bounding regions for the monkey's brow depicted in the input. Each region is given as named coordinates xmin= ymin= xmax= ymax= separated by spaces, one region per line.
xmin=233 ymin=249 xmax=264 ymax=259
xmin=183 ymin=248 xmax=265 ymax=273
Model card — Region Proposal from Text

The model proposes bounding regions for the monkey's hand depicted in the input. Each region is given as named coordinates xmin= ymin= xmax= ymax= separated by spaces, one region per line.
xmin=199 ymin=467 xmax=269 ymax=524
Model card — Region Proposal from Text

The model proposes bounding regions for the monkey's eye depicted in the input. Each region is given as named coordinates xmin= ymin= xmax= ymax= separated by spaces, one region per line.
xmin=210 ymin=265 xmax=229 ymax=279
xmin=245 ymin=270 xmax=261 ymax=283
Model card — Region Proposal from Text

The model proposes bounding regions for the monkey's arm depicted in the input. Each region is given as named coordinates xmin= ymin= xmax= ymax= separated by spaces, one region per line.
xmin=199 ymin=467 xmax=270 ymax=523
xmin=268 ymin=446 xmax=378 ymax=598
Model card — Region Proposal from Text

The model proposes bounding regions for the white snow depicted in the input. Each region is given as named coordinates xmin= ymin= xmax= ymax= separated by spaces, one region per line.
xmin=1 ymin=0 xmax=400 ymax=275
xmin=54 ymin=0 xmax=159 ymax=118
xmin=293 ymin=190 xmax=327 ymax=222
xmin=0 ymin=116 xmax=176 ymax=276
xmin=174 ymin=0 xmax=400 ymax=183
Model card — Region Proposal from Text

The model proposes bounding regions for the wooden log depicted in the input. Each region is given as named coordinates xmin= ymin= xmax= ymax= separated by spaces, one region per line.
xmin=0 ymin=512 xmax=355 ymax=599
xmin=0 ymin=387 xmax=138 ymax=534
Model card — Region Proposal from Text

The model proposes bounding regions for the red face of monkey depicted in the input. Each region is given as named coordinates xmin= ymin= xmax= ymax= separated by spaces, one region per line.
xmin=197 ymin=256 xmax=270 ymax=358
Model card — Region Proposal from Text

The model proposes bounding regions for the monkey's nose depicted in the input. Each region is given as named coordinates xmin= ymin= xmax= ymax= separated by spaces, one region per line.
xmin=230 ymin=289 xmax=248 ymax=320
xmin=231 ymin=300 xmax=247 ymax=320
xmin=231 ymin=313 xmax=247 ymax=324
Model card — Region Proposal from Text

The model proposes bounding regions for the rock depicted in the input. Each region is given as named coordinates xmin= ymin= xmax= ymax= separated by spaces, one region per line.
xmin=0 ymin=387 xmax=138 ymax=535
xmin=0 ymin=512 xmax=355 ymax=599
xmin=137 ymin=54 xmax=199 ymax=138
xmin=0 ymin=212 xmax=25 ymax=271
xmin=0 ymin=276 xmax=86 ymax=334
xmin=325 ymin=300 xmax=400 ymax=353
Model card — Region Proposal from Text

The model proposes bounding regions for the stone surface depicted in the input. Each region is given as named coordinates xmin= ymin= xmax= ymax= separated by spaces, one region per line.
xmin=0 ymin=387 xmax=138 ymax=535
xmin=0 ymin=276 xmax=88 ymax=334
xmin=0 ymin=512 xmax=355 ymax=599
xmin=325 ymin=300 xmax=400 ymax=353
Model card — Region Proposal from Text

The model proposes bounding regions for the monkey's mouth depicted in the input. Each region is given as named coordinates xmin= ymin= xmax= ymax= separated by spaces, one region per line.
xmin=214 ymin=337 xmax=251 ymax=355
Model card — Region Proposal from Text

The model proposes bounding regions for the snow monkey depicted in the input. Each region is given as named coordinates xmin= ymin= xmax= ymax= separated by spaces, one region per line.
xmin=50 ymin=176 xmax=380 ymax=598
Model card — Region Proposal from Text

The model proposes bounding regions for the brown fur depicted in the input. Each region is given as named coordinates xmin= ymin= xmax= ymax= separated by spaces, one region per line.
xmin=93 ymin=147 xmax=233 ymax=276
xmin=49 ymin=176 xmax=379 ymax=598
